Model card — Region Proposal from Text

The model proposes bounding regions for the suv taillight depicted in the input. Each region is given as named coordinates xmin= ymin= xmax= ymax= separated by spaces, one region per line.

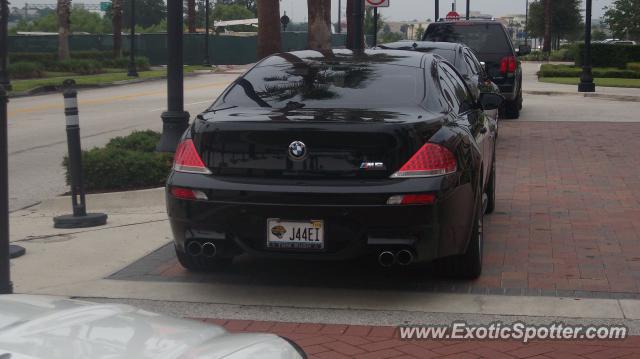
xmin=500 ymin=56 xmax=517 ymax=74
xmin=173 ymin=139 xmax=212 ymax=175
xmin=391 ymin=143 xmax=457 ymax=178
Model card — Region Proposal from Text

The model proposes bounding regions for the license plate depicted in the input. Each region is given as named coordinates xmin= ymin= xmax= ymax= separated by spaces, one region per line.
xmin=266 ymin=219 xmax=324 ymax=250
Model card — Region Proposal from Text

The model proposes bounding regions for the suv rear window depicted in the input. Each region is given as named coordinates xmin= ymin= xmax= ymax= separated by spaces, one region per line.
xmin=423 ymin=23 xmax=511 ymax=54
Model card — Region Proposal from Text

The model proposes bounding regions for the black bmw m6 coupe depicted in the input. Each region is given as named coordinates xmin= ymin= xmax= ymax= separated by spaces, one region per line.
xmin=166 ymin=49 xmax=502 ymax=279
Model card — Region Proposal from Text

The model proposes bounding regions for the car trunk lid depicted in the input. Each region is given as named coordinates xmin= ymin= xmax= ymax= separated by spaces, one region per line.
xmin=193 ymin=107 xmax=443 ymax=180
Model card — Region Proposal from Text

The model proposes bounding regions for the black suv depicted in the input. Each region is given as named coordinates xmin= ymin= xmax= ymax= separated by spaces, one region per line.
xmin=423 ymin=20 xmax=531 ymax=119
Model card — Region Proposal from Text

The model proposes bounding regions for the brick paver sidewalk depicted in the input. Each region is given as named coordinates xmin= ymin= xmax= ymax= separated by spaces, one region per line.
xmin=113 ymin=121 xmax=640 ymax=299
xmin=194 ymin=318 xmax=640 ymax=358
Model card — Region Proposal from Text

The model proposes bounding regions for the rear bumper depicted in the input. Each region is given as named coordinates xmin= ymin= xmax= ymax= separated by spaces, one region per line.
xmin=166 ymin=173 xmax=476 ymax=262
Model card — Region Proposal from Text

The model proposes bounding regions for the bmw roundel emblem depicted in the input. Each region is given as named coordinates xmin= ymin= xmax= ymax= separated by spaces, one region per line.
xmin=288 ymin=141 xmax=307 ymax=161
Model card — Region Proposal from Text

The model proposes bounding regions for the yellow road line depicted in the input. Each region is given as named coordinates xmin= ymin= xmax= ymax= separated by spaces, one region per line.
xmin=8 ymin=81 xmax=230 ymax=116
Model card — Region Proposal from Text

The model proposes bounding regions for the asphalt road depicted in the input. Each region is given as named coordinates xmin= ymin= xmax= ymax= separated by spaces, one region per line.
xmin=6 ymin=72 xmax=241 ymax=211
xmin=7 ymin=65 xmax=640 ymax=211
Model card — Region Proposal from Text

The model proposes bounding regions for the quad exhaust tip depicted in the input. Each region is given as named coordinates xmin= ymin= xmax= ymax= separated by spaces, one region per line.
xmin=202 ymin=242 xmax=217 ymax=258
xmin=187 ymin=241 xmax=217 ymax=258
xmin=396 ymin=249 xmax=414 ymax=266
xmin=378 ymin=249 xmax=415 ymax=267
xmin=186 ymin=241 xmax=203 ymax=257
xmin=378 ymin=251 xmax=395 ymax=267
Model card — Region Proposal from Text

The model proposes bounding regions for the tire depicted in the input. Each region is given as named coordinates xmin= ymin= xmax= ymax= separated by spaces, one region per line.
xmin=175 ymin=246 xmax=232 ymax=272
xmin=485 ymin=152 xmax=496 ymax=214
xmin=502 ymin=98 xmax=520 ymax=119
xmin=436 ymin=197 xmax=484 ymax=279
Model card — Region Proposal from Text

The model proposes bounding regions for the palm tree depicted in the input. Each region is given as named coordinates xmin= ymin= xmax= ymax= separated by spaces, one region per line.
xmin=256 ymin=0 xmax=281 ymax=59
xmin=57 ymin=0 xmax=71 ymax=60
xmin=112 ymin=0 xmax=123 ymax=57
xmin=188 ymin=0 xmax=196 ymax=33
xmin=307 ymin=0 xmax=331 ymax=50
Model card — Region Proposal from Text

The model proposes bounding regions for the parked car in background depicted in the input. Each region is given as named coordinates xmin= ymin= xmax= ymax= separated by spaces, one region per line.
xmin=378 ymin=41 xmax=501 ymax=122
xmin=166 ymin=49 xmax=502 ymax=279
xmin=0 ymin=295 xmax=306 ymax=359
xmin=422 ymin=19 xmax=530 ymax=119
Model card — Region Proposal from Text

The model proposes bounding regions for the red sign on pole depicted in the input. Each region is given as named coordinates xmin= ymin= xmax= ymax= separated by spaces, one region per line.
xmin=366 ymin=0 xmax=390 ymax=8
xmin=445 ymin=11 xmax=460 ymax=21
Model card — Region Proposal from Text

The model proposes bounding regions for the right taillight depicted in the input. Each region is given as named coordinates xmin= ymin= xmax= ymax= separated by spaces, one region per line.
xmin=391 ymin=143 xmax=457 ymax=178
xmin=173 ymin=139 xmax=212 ymax=175
xmin=500 ymin=56 xmax=517 ymax=74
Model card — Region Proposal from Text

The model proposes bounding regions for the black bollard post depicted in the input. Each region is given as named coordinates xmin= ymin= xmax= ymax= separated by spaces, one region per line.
xmin=53 ymin=80 xmax=108 ymax=229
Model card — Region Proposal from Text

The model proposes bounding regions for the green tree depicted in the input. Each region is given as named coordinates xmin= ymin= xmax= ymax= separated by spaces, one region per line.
xmin=603 ymin=0 xmax=640 ymax=41
xmin=121 ymin=0 xmax=166 ymax=28
xmin=15 ymin=8 xmax=110 ymax=33
xmin=217 ymin=0 xmax=257 ymax=15
xmin=364 ymin=7 xmax=384 ymax=38
xmin=527 ymin=0 xmax=582 ymax=46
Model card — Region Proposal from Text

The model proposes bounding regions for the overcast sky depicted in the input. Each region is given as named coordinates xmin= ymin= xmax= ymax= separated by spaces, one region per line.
xmin=7 ymin=0 xmax=615 ymax=22
xmin=281 ymin=0 xmax=614 ymax=22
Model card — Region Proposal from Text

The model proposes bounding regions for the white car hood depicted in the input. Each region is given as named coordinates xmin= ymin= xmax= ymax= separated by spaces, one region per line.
xmin=0 ymin=295 xmax=302 ymax=359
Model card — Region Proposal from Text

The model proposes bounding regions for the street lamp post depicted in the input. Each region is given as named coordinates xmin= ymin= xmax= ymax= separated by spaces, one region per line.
xmin=127 ymin=0 xmax=138 ymax=77
xmin=466 ymin=0 xmax=470 ymax=20
xmin=337 ymin=0 xmax=341 ymax=33
xmin=203 ymin=0 xmax=210 ymax=66
xmin=435 ymin=0 xmax=439 ymax=21
xmin=578 ymin=0 xmax=595 ymax=92
xmin=158 ymin=0 xmax=189 ymax=152
xmin=0 ymin=0 xmax=10 ymax=91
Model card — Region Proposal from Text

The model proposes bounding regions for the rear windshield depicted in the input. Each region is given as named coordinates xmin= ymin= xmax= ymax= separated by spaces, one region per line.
xmin=423 ymin=23 xmax=511 ymax=54
xmin=221 ymin=62 xmax=424 ymax=109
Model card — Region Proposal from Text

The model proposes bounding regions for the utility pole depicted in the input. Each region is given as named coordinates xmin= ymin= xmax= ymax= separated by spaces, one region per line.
xmin=0 ymin=0 xmax=13 ymax=295
xmin=373 ymin=7 xmax=378 ymax=46
xmin=578 ymin=0 xmax=595 ymax=92
xmin=203 ymin=0 xmax=210 ymax=66
xmin=158 ymin=0 xmax=189 ymax=152
xmin=0 ymin=0 xmax=10 ymax=91
xmin=435 ymin=0 xmax=439 ymax=22
xmin=525 ymin=0 xmax=529 ymax=46
xmin=127 ymin=0 xmax=138 ymax=77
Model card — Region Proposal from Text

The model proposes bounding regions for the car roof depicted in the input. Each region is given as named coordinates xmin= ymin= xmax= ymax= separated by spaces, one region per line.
xmin=379 ymin=41 xmax=464 ymax=52
xmin=431 ymin=19 xmax=502 ymax=25
xmin=258 ymin=49 xmax=429 ymax=69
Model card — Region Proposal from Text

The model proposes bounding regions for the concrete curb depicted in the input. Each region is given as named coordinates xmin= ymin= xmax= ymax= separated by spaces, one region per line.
xmin=8 ymin=71 xmax=214 ymax=99
xmin=524 ymin=90 xmax=640 ymax=102
xmin=38 ymin=187 xmax=165 ymax=212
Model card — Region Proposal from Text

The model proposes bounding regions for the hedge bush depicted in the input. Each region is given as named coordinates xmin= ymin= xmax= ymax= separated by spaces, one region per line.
xmin=538 ymin=64 xmax=640 ymax=78
xmin=63 ymin=131 xmax=173 ymax=192
xmin=8 ymin=61 xmax=44 ymax=79
xmin=576 ymin=43 xmax=640 ymax=68
xmin=628 ymin=62 xmax=640 ymax=72
xmin=50 ymin=59 xmax=103 ymax=75
xmin=521 ymin=47 xmax=577 ymax=62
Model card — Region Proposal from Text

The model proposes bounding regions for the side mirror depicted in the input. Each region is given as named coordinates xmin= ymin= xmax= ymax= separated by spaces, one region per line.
xmin=479 ymin=92 xmax=504 ymax=111
xmin=517 ymin=45 xmax=531 ymax=56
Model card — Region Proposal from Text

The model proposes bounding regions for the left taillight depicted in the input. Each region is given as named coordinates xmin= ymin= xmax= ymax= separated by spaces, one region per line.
xmin=500 ymin=55 xmax=517 ymax=74
xmin=173 ymin=139 xmax=212 ymax=175
xmin=391 ymin=143 xmax=457 ymax=178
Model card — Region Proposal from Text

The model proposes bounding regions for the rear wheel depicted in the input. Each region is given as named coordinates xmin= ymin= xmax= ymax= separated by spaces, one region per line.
xmin=436 ymin=196 xmax=484 ymax=279
xmin=175 ymin=246 xmax=233 ymax=272
xmin=502 ymin=97 xmax=521 ymax=119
